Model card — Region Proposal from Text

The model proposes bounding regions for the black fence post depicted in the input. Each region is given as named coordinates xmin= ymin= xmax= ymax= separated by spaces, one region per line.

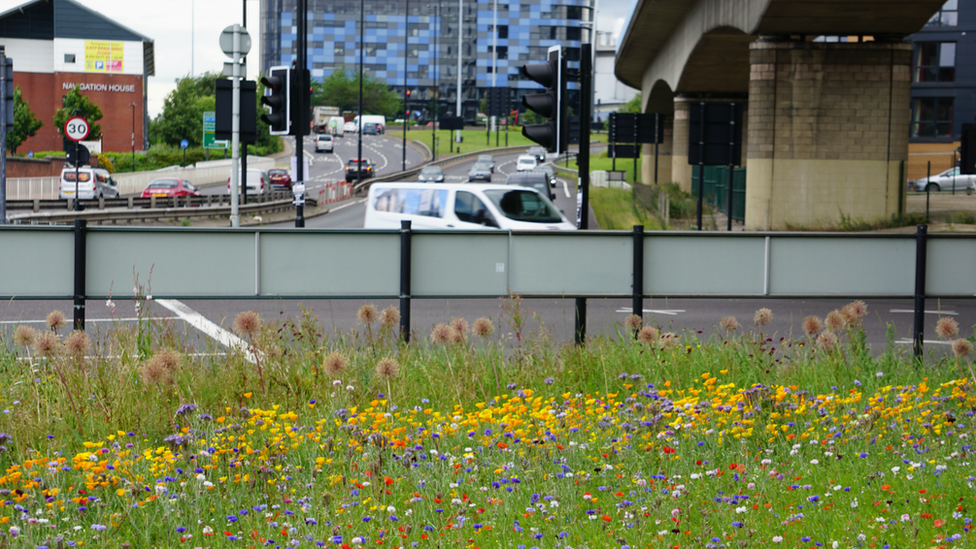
xmin=73 ymin=219 xmax=87 ymax=331
xmin=399 ymin=220 xmax=412 ymax=343
xmin=912 ymin=224 xmax=928 ymax=361
xmin=632 ymin=225 xmax=644 ymax=338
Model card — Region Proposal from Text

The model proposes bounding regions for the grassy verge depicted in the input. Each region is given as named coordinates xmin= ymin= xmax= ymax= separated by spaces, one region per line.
xmin=1 ymin=298 xmax=975 ymax=547
xmin=589 ymin=187 xmax=664 ymax=230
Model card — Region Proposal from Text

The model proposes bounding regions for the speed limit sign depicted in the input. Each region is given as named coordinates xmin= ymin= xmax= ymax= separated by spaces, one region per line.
xmin=64 ymin=116 xmax=90 ymax=142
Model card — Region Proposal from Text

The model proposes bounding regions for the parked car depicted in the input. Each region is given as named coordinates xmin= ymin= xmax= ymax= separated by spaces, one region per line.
xmin=468 ymin=162 xmax=493 ymax=182
xmin=343 ymin=121 xmax=357 ymax=134
xmin=506 ymin=171 xmax=555 ymax=200
xmin=536 ymin=165 xmax=558 ymax=188
xmin=267 ymin=168 xmax=293 ymax=189
xmin=227 ymin=169 xmax=270 ymax=194
xmin=418 ymin=165 xmax=445 ymax=183
xmin=516 ymin=155 xmax=538 ymax=172
xmin=477 ymin=154 xmax=495 ymax=173
xmin=315 ymin=134 xmax=334 ymax=153
xmin=345 ymin=158 xmax=374 ymax=179
xmin=527 ymin=146 xmax=547 ymax=163
xmin=58 ymin=167 xmax=119 ymax=200
xmin=141 ymin=178 xmax=200 ymax=198
xmin=913 ymin=167 xmax=976 ymax=194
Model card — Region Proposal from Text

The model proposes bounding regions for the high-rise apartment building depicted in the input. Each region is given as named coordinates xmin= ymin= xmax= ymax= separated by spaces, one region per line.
xmin=259 ymin=0 xmax=593 ymax=122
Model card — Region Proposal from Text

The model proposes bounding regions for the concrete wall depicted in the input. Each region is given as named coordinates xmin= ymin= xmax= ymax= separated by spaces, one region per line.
xmin=745 ymin=41 xmax=912 ymax=229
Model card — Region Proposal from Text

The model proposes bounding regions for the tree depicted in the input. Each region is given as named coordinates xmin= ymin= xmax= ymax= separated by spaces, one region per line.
xmin=6 ymin=86 xmax=42 ymax=153
xmin=150 ymin=72 xmax=221 ymax=148
xmin=620 ymin=93 xmax=642 ymax=114
xmin=53 ymin=86 xmax=103 ymax=141
xmin=311 ymin=67 xmax=402 ymax=118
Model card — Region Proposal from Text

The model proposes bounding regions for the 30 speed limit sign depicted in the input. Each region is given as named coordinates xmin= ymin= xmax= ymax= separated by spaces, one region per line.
xmin=64 ymin=116 xmax=90 ymax=142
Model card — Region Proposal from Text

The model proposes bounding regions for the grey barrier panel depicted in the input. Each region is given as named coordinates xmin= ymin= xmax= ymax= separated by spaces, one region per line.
xmin=411 ymin=232 xmax=510 ymax=296
xmin=86 ymin=229 xmax=257 ymax=297
xmin=259 ymin=231 xmax=400 ymax=296
xmin=0 ymin=227 xmax=73 ymax=297
xmin=926 ymin=237 xmax=976 ymax=296
xmin=644 ymin=235 xmax=766 ymax=295
xmin=769 ymin=236 xmax=916 ymax=296
xmin=509 ymin=233 xmax=632 ymax=295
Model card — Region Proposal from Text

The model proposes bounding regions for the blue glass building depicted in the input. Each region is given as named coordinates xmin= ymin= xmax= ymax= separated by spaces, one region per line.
xmin=259 ymin=0 xmax=593 ymax=121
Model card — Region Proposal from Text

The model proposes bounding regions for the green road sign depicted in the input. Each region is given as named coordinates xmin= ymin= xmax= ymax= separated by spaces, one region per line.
xmin=203 ymin=111 xmax=228 ymax=149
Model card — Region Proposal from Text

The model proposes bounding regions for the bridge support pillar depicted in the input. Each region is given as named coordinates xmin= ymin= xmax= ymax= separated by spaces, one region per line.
xmin=745 ymin=39 xmax=911 ymax=230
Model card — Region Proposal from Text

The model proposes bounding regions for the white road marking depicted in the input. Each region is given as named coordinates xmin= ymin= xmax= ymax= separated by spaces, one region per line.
xmin=890 ymin=309 xmax=958 ymax=315
xmin=615 ymin=308 xmax=686 ymax=316
xmin=154 ymin=299 xmax=255 ymax=362
xmin=329 ymin=198 xmax=367 ymax=212
xmin=562 ymin=179 xmax=571 ymax=198
xmin=0 ymin=316 xmax=176 ymax=325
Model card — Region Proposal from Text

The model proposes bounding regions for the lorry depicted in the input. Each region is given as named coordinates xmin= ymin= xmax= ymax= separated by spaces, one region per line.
xmin=313 ymin=106 xmax=341 ymax=133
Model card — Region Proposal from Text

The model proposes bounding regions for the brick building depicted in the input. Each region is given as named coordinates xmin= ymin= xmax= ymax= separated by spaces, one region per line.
xmin=0 ymin=0 xmax=153 ymax=154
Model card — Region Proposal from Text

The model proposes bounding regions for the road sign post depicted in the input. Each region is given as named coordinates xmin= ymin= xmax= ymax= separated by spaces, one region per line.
xmin=65 ymin=115 xmax=90 ymax=213
xmin=219 ymin=24 xmax=251 ymax=228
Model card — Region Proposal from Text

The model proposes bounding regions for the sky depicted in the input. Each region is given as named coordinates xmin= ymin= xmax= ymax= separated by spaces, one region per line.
xmin=0 ymin=0 xmax=635 ymax=118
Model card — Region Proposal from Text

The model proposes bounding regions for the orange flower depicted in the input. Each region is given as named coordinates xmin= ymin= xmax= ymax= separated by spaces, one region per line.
xmin=935 ymin=519 xmax=946 ymax=528
xmin=881 ymin=484 xmax=891 ymax=492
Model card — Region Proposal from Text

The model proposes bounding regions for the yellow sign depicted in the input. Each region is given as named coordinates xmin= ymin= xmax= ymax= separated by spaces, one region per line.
xmin=84 ymin=41 xmax=124 ymax=73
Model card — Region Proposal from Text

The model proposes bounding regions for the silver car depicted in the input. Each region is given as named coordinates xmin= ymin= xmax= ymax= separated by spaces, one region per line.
xmin=468 ymin=162 xmax=493 ymax=182
xmin=418 ymin=166 xmax=445 ymax=183
xmin=477 ymin=155 xmax=495 ymax=173
xmin=913 ymin=167 xmax=976 ymax=193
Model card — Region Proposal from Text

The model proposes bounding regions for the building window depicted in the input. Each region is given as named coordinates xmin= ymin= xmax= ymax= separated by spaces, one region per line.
xmin=498 ymin=25 xmax=508 ymax=39
xmin=64 ymin=54 xmax=76 ymax=63
xmin=911 ymin=97 xmax=953 ymax=138
xmin=496 ymin=46 xmax=507 ymax=60
xmin=927 ymin=0 xmax=958 ymax=27
xmin=914 ymin=43 xmax=955 ymax=82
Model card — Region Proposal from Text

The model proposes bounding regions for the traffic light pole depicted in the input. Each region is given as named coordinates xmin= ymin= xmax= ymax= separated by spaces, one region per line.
xmin=294 ymin=0 xmax=307 ymax=227
xmin=574 ymin=43 xmax=592 ymax=346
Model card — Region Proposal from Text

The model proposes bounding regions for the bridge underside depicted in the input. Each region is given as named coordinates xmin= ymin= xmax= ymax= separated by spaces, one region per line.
xmin=618 ymin=0 xmax=943 ymax=229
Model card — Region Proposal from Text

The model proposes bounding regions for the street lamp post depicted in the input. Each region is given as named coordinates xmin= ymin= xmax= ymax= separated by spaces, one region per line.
xmin=358 ymin=0 xmax=365 ymax=185
xmin=130 ymin=103 xmax=136 ymax=172
xmin=403 ymin=0 xmax=409 ymax=172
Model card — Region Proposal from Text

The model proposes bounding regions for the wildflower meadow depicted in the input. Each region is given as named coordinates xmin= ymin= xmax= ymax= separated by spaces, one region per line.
xmin=0 ymin=296 xmax=975 ymax=549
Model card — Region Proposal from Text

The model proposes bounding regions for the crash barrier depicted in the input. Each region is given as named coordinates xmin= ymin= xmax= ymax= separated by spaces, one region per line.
xmin=0 ymin=223 xmax=971 ymax=356
xmin=313 ymin=181 xmax=353 ymax=204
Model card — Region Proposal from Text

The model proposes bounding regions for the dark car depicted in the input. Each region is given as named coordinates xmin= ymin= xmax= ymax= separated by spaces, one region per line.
xmin=363 ymin=122 xmax=379 ymax=135
xmin=141 ymin=178 xmax=201 ymax=198
xmin=268 ymin=168 xmax=293 ymax=189
xmin=345 ymin=158 xmax=374 ymax=179
xmin=536 ymin=165 xmax=558 ymax=188
xmin=477 ymin=154 xmax=495 ymax=173
xmin=527 ymin=146 xmax=546 ymax=163
xmin=468 ymin=162 xmax=493 ymax=182
xmin=506 ymin=171 xmax=555 ymax=200
xmin=418 ymin=165 xmax=445 ymax=183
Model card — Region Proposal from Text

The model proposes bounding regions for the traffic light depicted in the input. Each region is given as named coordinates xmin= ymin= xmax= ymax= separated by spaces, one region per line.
xmin=2 ymin=55 xmax=12 ymax=132
xmin=290 ymin=68 xmax=311 ymax=137
xmin=519 ymin=45 xmax=566 ymax=154
xmin=260 ymin=66 xmax=290 ymax=135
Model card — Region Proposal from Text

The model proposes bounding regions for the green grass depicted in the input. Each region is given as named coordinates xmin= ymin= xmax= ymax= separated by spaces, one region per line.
xmin=589 ymin=187 xmax=664 ymax=230
xmin=1 ymin=298 xmax=975 ymax=548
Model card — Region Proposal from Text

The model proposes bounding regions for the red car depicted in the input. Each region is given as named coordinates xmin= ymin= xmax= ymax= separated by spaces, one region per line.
xmin=141 ymin=178 xmax=201 ymax=198
xmin=268 ymin=168 xmax=293 ymax=189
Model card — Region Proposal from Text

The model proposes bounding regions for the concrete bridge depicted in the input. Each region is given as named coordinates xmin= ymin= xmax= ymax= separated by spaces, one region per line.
xmin=615 ymin=0 xmax=946 ymax=229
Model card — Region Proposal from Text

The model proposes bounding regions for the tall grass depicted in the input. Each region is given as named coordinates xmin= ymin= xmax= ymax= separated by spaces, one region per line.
xmin=0 ymin=298 xmax=974 ymax=548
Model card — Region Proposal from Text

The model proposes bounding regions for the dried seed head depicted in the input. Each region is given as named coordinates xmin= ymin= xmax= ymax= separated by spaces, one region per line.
xmin=824 ymin=310 xmax=846 ymax=332
xmin=33 ymin=330 xmax=60 ymax=357
xmin=154 ymin=349 xmax=182 ymax=373
xmin=624 ymin=315 xmax=642 ymax=332
xmin=141 ymin=359 xmax=171 ymax=386
xmin=935 ymin=317 xmax=960 ymax=340
xmin=450 ymin=317 xmax=469 ymax=336
xmin=753 ymin=308 xmax=773 ymax=328
xmin=380 ymin=306 xmax=401 ymax=328
xmin=659 ymin=332 xmax=678 ymax=350
xmin=323 ymin=351 xmax=349 ymax=378
xmin=234 ymin=311 xmax=261 ymax=337
xmin=13 ymin=325 xmax=36 ymax=348
xmin=816 ymin=330 xmax=839 ymax=351
xmin=64 ymin=331 xmax=90 ymax=357
xmin=450 ymin=326 xmax=465 ymax=345
xmin=357 ymin=304 xmax=378 ymax=325
xmin=637 ymin=326 xmax=659 ymax=345
xmin=472 ymin=317 xmax=494 ymax=338
xmin=374 ymin=357 xmax=400 ymax=380
xmin=431 ymin=323 xmax=451 ymax=344
xmin=46 ymin=310 xmax=66 ymax=332
xmin=802 ymin=315 xmax=823 ymax=337
xmin=846 ymin=300 xmax=868 ymax=320
xmin=719 ymin=316 xmax=738 ymax=333
xmin=952 ymin=338 xmax=973 ymax=358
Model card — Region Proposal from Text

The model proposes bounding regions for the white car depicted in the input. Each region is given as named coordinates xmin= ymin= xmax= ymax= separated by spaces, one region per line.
xmin=516 ymin=155 xmax=538 ymax=172
xmin=343 ymin=121 xmax=357 ymax=134
xmin=315 ymin=134 xmax=334 ymax=153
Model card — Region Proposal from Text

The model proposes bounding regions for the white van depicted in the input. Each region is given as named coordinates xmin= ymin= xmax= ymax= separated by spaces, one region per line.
xmin=352 ymin=115 xmax=386 ymax=134
xmin=364 ymin=183 xmax=576 ymax=231
xmin=227 ymin=169 xmax=271 ymax=194
xmin=58 ymin=167 xmax=120 ymax=200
